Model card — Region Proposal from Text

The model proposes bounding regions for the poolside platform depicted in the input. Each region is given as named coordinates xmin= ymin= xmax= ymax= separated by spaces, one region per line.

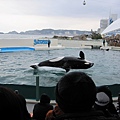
xmin=0 ymin=38 xmax=66 ymax=52
xmin=0 ymin=38 xmax=120 ymax=52
xmin=58 ymin=40 xmax=120 ymax=50
xmin=34 ymin=45 xmax=65 ymax=50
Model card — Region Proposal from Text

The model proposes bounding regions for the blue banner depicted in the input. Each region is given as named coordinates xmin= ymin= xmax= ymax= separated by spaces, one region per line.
xmin=34 ymin=39 xmax=50 ymax=45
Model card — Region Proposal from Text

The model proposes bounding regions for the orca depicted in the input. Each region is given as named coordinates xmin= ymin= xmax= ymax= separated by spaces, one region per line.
xmin=30 ymin=51 xmax=94 ymax=72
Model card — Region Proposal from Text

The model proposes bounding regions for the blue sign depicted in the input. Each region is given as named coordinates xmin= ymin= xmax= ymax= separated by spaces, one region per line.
xmin=34 ymin=39 xmax=50 ymax=45
xmin=109 ymin=18 xmax=113 ymax=25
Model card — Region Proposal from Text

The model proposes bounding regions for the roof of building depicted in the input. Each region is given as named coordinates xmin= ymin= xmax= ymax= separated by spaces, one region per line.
xmin=101 ymin=18 xmax=120 ymax=35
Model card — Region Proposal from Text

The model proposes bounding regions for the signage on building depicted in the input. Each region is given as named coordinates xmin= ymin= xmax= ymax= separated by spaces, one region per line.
xmin=34 ymin=39 xmax=49 ymax=45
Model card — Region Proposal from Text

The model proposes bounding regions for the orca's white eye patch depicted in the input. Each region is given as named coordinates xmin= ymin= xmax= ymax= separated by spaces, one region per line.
xmin=49 ymin=56 xmax=64 ymax=62
xmin=84 ymin=63 xmax=89 ymax=65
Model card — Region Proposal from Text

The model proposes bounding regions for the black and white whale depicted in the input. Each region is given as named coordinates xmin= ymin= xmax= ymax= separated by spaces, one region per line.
xmin=30 ymin=51 xmax=94 ymax=72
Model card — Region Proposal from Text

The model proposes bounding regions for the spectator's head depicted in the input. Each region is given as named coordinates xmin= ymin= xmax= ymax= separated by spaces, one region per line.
xmin=95 ymin=92 xmax=110 ymax=107
xmin=95 ymin=85 xmax=112 ymax=107
xmin=55 ymin=71 xmax=96 ymax=113
xmin=40 ymin=93 xmax=51 ymax=104
xmin=0 ymin=86 xmax=23 ymax=120
xmin=99 ymin=86 xmax=112 ymax=100
xmin=14 ymin=89 xmax=19 ymax=94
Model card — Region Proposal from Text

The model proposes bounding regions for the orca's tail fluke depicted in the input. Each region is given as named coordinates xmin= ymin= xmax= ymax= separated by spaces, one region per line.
xmin=30 ymin=65 xmax=38 ymax=69
xmin=79 ymin=51 xmax=85 ymax=59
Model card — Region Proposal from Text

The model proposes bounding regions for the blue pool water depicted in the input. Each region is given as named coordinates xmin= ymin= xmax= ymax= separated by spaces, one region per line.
xmin=0 ymin=48 xmax=120 ymax=87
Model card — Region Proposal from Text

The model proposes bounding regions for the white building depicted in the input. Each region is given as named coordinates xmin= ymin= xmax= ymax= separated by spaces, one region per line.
xmin=99 ymin=14 xmax=118 ymax=34
xmin=101 ymin=18 xmax=120 ymax=36
xmin=109 ymin=14 xmax=118 ymax=25
xmin=99 ymin=19 xmax=109 ymax=33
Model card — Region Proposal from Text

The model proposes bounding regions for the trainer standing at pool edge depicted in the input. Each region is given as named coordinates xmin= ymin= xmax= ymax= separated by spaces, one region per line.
xmin=48 ymin=40 xmax=51 ymax=47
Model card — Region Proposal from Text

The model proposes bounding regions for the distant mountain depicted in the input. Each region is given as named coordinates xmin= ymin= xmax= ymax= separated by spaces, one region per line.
xmin=0 ymin=32 xmax=4 ymax=34
xmin=7 ymin=31 xmax=19 ymax=34
xmin=5 ymin=29 xmax=91 ymax=36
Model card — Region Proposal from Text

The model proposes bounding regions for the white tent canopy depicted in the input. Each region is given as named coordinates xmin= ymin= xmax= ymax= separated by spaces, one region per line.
xmin=101 ymin=18 xmax=120 ymax=35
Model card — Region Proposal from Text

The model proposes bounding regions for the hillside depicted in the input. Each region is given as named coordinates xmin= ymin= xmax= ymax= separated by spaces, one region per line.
xmin=5 ymin=29 xmax=91 ymax=36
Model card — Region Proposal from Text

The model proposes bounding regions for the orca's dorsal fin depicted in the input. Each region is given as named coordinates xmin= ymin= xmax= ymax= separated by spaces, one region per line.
xmin=79 ymin=51 xmax=85 ymax=59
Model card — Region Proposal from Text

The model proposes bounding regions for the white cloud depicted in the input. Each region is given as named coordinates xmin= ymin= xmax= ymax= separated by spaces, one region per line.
xmin=0 ymin=0 xmax=119 ymax=32
xmin=0 ymin=14 xmax=100 ymax=32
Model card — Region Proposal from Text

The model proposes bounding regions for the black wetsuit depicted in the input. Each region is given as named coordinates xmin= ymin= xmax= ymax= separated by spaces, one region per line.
xmin=48 ymin=40 xmax=51 ymax=47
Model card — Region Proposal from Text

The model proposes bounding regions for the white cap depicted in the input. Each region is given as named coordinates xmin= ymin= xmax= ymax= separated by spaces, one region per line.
xmin=95 ymin=92 xmax=110 ymax=106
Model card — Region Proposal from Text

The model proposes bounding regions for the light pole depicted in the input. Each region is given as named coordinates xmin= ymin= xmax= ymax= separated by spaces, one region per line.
xmin=33 ymin=69 xmax=39 ymax=101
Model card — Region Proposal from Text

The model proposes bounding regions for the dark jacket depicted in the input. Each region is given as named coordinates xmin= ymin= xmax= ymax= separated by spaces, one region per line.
xmin=55 ymin=110 xmax=120 ymax=120
xmin=33 ymin=103 xmax=53 ymax=120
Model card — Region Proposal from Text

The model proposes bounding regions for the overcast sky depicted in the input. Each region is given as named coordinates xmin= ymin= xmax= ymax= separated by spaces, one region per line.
xmin=0 ymin=0 xmax=119 ymax=33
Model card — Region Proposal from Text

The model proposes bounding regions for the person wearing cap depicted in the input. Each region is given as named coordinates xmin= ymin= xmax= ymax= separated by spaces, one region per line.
xmin=54 ymin=71 xmax=120 ymax=120
xmin=32 ymin=93 xmax=53 ymax=120
xmin=94 ymin=85 xmax=118 ymax=117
